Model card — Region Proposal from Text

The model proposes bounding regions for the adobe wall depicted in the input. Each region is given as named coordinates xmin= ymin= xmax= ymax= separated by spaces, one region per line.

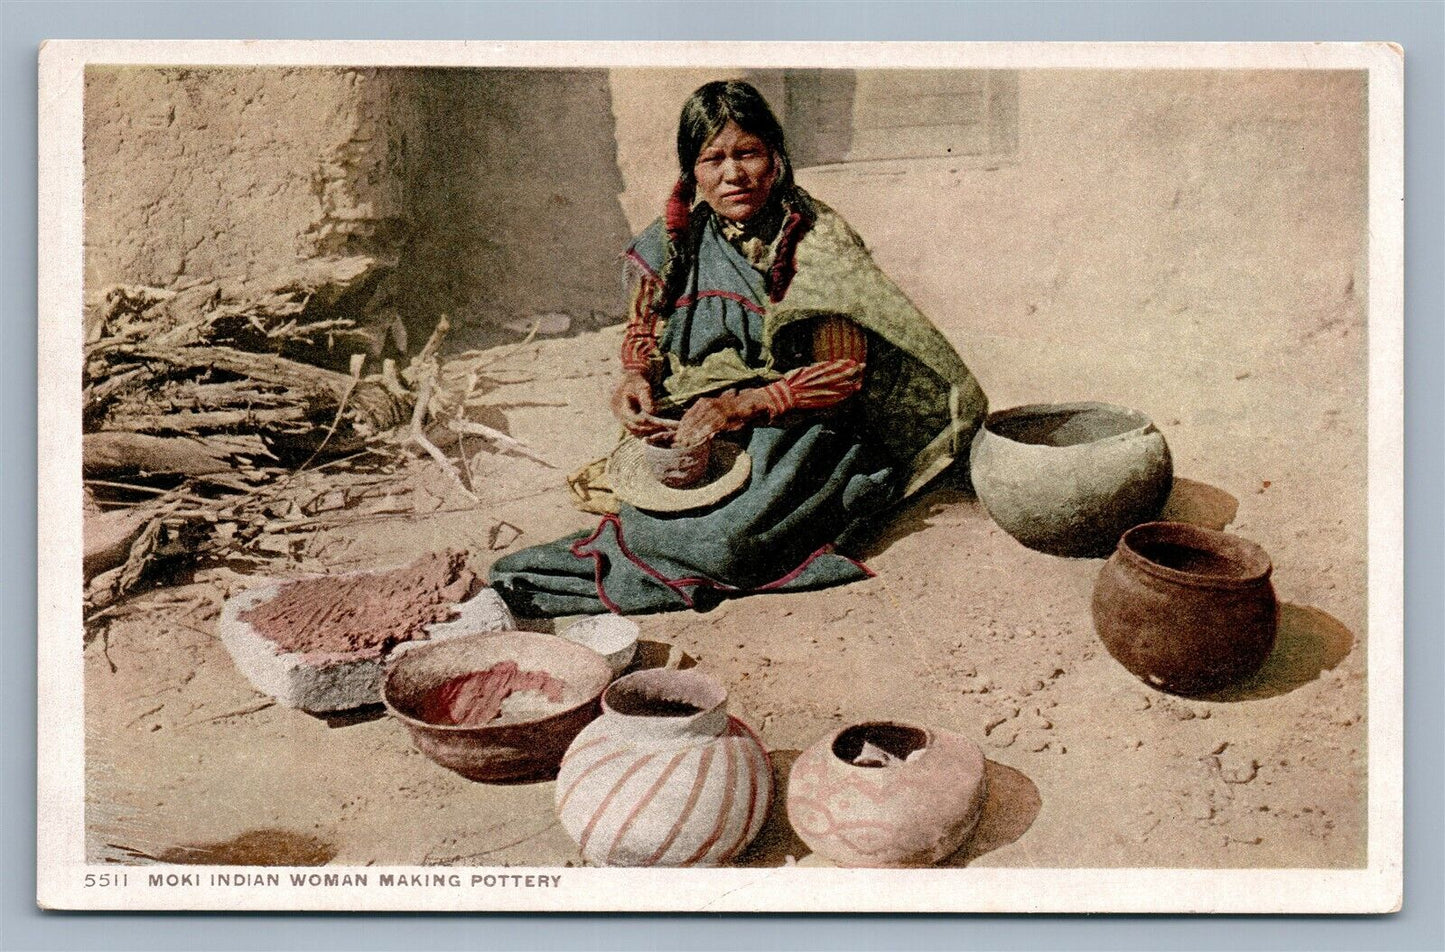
xmin=84 ymin=67 xmax=414 ymax=293
xmin=83 ymin=67 xmax=633 ymax=348
xmin=788 ymin=70 xmax=1368 ymax=393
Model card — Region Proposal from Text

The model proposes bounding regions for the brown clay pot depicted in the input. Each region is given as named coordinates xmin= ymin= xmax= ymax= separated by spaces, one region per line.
xmin=786 ymin=721 xmax=987 ymax=868
xmin=1092 ymin=521 xmax=1277 ymax=695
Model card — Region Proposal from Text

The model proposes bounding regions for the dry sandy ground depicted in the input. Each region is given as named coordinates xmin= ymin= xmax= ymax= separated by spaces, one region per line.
xmin=84 ymin=263 xmax=1368 ymax=872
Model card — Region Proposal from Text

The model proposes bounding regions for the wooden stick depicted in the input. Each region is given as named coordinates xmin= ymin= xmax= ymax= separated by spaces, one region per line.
xmin=84 ymin=432 xmax=236 ymax=478
xmin=104 ymin=406 xmax=312 ymax=433
xmin=448 ymin=419 xmax=555 ymax=468
xmin=83 ymin=479 xmax=211 ymax=504
xmin=286 ymin=361 xmax=361 ymax=476
xmin=130 ymin=345 xmax=409 ymax=431
xmin=407 ymin=374 xmax=479 ymax=503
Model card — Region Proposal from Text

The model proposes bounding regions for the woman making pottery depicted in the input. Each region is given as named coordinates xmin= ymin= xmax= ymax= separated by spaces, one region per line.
xmin=490 ymin=80 xmax=987 ymax=616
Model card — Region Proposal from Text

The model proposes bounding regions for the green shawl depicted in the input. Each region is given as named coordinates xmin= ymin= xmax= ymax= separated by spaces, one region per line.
xmin=762 ymin=198 xmax=988 ymax=497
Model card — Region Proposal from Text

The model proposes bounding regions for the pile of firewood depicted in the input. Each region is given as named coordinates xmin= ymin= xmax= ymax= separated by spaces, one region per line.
xmin=82 ymin=255 xmax=563 ymax=621
xmin=82 ymin=257 xmax=421 ymax=614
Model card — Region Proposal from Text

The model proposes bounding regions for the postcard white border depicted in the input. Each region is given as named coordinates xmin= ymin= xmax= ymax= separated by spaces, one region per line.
xmin=37 ymin=39 xmax=1404 ymax=913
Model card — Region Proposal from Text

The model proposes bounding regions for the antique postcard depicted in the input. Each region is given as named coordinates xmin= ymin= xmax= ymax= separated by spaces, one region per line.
xmin=37 ymin=41 xmax=1403 ymax=912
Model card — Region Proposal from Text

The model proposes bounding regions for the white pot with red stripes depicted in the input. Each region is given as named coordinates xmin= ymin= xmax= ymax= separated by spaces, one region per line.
xmin=554 ymin=668 xmax=772 ymax=867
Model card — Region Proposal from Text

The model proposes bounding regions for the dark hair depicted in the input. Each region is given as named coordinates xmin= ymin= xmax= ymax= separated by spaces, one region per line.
xmin=676 ymin=80 xmax=793 ymax=190
xmin=646 ymin=81 xmax=807 ymax=315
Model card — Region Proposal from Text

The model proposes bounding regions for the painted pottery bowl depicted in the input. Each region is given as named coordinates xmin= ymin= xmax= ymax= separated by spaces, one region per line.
xmin=642 ymin=430 xmax=713 ymax=489
xmin=383 ymin=632 xmax=611 ymax=783
xmin=558 ymin=615 xmax=640 ymax=677
xmin=1092 ymin=521 xmax=1277 ymax=695
xmin=969 ymin=401 xmax=1173 ymax=558
xmin=787 ymin=721 xmax=988 ymax=868
xmin=555 ymin=668 xmax=772 ymax=867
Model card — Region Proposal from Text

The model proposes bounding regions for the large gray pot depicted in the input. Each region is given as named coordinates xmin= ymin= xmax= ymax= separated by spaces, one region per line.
xmin=969 ymin=402 xmax=1172 ymax=558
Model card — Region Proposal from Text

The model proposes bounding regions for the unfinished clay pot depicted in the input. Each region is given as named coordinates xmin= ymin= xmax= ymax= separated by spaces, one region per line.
xmin=642 ymin=430 xmax=712 ymax=488
xmin=1093 ymin=521 xmax=1277 ymax=695
xmin=383 ymin=633 xmax=611 ymax=783
xmin=969 ymin=401 xmax=1173 ymax=557
xmin=554 ymin=668 xmax=772 ymax=867
xmin=787 ymin=721 xmax=987 ymax=868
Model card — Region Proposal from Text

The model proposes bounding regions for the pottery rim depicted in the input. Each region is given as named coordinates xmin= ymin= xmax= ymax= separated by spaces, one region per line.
xmin=827 ymin=720 xmax=936 ymax=771
xmin=980 ymin=401 xmax=1158 ymax=449
xmin=1115 ymin=521 xmax=1274 ymax=591
xmin=643 ymin=429 xmax=711 ymax=451
xmin=381 ymin=632 xmax=609 ymax=733
xmin=600 ymin=668 xmax=729 ymax=742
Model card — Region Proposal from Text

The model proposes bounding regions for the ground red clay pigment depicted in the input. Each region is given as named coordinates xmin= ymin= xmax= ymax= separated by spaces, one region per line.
xmin=238 ymin=550 xmax=480 ymax=655
xmin=419 ymin=661 xmax=567 ymax=727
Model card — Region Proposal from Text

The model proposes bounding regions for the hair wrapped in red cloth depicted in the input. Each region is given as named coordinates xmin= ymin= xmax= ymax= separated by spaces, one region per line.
xmin=664 ymin=176 xmax=695 ymax=242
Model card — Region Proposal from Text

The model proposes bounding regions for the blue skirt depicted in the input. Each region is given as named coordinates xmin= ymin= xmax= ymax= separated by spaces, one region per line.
xmin=489 ymin=417 xmax=901 ymax=616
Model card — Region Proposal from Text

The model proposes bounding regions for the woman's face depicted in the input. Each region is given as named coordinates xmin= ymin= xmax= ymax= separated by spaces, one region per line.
xmin=692 ymin=120 xmax=778 ymax=223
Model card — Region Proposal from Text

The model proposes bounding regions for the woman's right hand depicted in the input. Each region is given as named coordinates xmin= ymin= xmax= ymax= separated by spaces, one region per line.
xmin=611 ymin=372 xmax=670 ymax=437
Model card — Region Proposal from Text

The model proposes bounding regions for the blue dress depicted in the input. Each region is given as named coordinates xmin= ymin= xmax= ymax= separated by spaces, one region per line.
xmin=489 ymin=215 xmax=904 ymax=616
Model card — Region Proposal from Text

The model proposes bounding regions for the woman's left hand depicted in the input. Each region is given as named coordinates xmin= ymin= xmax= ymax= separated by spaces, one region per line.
xmin=675 ymin=389 xmax=769 ymax=446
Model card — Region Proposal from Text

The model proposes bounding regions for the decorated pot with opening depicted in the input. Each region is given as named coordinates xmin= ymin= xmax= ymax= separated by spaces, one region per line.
xmin=786 ymin=720 xmax=988 ymax=868
xmin=969 ymin=401 xmax=1173 ymax=558
xmin=1092 ymin=521 xmax=1278 ymax=695
xmin=554 ymin=668 xmax=772 ymax=867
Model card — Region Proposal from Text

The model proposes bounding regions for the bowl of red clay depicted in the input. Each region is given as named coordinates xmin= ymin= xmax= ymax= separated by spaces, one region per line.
xmin=382 ymin=632 xmax=612 ymax=783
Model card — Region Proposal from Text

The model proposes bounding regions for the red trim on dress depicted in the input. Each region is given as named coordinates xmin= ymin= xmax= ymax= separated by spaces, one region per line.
xmin=672 ymin=289 xmax=767 ymax=316
xmin=624 ymin=247 xmax=659 ymax=280
xmin=569 ymin=519 xmax=628 ymax=614
xmin=767 ymin=205 xmax=811 ymax=302
xmin=570 ymin=514 xmax=874 ymax=613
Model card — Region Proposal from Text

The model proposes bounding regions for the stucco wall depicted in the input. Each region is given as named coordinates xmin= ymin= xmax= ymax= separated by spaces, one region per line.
xmin=800 ymin=70 xmax=1367 ymax=370
xmin=84 ymin=66 xmax=414 ymax=293
xmin=394 ymin=68 xmax=631 ymax=348
xmin=84 ymin=67 xmax=633 ymax=347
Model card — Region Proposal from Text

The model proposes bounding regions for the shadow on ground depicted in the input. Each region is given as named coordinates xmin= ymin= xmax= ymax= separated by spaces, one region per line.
xmin=733 ymin=749 xmax=809 ymax=867
xmin=1201 ymin=603 xmax=1356 ymax=702
xmin=311 ymin=703 xmax=386 ymax=728
xmin=856 ymin=481 xmax=979 ymax=560
xmin=631 ymin=638 xmax=697 ymax=671
xmin=943 ymin=759 xmax=1042 ymax=866
xmin=1159 ymin=477 xmax=1239 ymax=530
xmin=132 ymin=829 xmax=337 ymax=866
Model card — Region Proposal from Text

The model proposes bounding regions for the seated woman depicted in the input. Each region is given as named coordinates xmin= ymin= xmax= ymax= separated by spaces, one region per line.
xmin=490 ymin=80 xmax=987 ymax=617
